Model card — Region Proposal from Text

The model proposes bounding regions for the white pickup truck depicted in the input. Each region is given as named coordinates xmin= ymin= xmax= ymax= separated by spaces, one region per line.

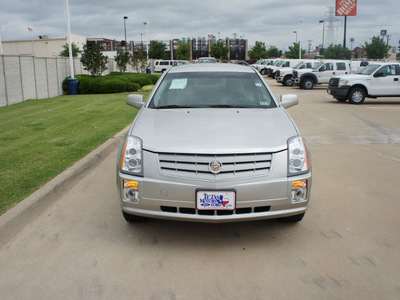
xmin=293 ymin=60 xmax=351 ymax=90
xmin=327 ymin=62 xmax=400 ymax=104
xmin=276 ymin=60 xmax=321 ymax=86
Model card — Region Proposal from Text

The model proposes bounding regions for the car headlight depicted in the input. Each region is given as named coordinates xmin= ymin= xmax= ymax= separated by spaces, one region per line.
xmin=338 ymin=79 xmax=349 ymax=87
xmin=120 ymin=136 xmax=143 ymax=175
xmin=288 ymin=136 xmax=310 ymax=176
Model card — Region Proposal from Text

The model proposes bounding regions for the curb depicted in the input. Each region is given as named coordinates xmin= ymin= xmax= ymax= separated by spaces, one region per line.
xmin=0 ymin=127 xmax=129 ymax=249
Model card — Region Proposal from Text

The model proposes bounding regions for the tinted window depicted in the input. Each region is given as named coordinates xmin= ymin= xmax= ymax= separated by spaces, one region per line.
xmin=150 ymin=72 xmax=276 ymax=109
xmin=336 ymin=62 xmax=346 ymax=71
xmin=160 ymin=61 xmax=169 ymax=65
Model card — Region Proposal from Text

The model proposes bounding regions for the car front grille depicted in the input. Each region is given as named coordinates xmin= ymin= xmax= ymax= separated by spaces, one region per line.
xmin=160 ymin=205 xmax=271 ymax=216
xmin=158 ymin=152 xmax=273 ymax=180
xmin=329 ymin=77 xmax=339 ymax=88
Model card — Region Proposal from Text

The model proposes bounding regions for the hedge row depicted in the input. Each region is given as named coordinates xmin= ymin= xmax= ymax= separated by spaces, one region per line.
xmin=62 ymin=73 xmax=161 ymax=94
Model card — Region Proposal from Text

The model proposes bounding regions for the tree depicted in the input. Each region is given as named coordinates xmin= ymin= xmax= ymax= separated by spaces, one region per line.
xmin=248 ymin=41 xmax=268 ymax=59
xmin=149 ymin=40 xmax=166 ymax=59
xmin=59 ymin=42 xmax=80 ymax=57
xmin=115 ymin=49 xmax=131 ymax=72
xmin=363 ymin=36 xmax=389 ymax=59
xmin=267 ymin=47 xmax=282 ymax=58
xmin=80 ymin=44 xmax=108 ymax=77
xmin=323 ymin=44 xmax=352 ymax=59
xmin=285 ymin=43 xmax=305 ymax=59
xmin=175 ymin=41 xmax=190 ymax=60
xmin=130 ymin=50 xmax=148 ymax=73
xmin=210 ymin=41 xmax=229 ymax=60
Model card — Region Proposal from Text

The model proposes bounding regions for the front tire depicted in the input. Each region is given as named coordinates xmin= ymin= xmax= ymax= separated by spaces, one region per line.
xmin=348 ymin=87 xmax=366 ymax=104
xmin=301 ymin=78 xmax=314 ymax=90
xmin=260 ymin=69 xmax=267 ymax=75
xmin=283 ymin=76 xmax=293 ymax=86
xmin=280 ymin=213 xmax=305 ymax=223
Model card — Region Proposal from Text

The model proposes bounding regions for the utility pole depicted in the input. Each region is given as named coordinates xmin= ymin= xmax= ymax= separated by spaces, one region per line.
xmin=307 ymin=40 xmax=312 ymax=57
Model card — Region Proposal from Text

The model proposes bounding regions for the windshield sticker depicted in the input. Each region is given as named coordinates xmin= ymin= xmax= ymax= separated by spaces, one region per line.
xmin=259 ymin=101 xmax=269 ymax=106
xmin=169 ymin=78 xmax=187 ymax=90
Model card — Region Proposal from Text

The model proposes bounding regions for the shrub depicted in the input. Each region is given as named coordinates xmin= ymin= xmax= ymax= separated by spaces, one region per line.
xmin=62 ymin=73 xmax=161 ymax=94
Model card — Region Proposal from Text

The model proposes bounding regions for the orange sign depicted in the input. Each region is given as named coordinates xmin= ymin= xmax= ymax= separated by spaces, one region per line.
xmin=336 ymin=0 xmax=357 ymax=16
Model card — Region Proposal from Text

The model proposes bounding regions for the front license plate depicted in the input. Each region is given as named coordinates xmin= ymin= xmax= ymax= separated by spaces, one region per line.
xmin=196 ymin=191 xmax=235 ymax=210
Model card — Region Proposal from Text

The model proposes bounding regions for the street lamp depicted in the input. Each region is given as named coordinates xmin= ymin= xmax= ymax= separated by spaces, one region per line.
xmin=143 ymin=20 xmax=149 ymax=60
xmin=123 ymin=16 xmax=128 ymax=51
xmin=293 ymin=31 xmax=297 ymax=43
xmin=319 ymin=20 xmax=325 ymax=57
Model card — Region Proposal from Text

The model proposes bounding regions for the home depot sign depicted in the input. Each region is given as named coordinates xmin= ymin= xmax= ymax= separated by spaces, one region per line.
xmin=336 ymin=0 xmax=357 ymax=16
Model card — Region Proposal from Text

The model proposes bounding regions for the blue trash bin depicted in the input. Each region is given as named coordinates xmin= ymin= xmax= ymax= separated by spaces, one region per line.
xmin=67 ymin=78 xmax=79 ymax=95
xmin=146 ymin=68 xmax=151 ymax=74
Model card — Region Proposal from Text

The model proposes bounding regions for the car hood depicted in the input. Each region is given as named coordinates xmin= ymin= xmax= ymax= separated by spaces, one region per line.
xmin=335 ymin=74 xmax=371 ymax=80
xmin=131 ymin=108 xmax=298 ymax=154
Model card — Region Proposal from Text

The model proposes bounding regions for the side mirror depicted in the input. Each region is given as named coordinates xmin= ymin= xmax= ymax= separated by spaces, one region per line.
xmin=374 ymin=72 xmax=385 ymax=78
xmin=127 ymin=94 xmax=145 ymax=109
xmin=280 ymin=94 xmax=298 ymax=109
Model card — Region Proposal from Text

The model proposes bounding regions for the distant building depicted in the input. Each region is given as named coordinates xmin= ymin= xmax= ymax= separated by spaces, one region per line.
xmin=2 ymin=34 xmax=87 ymax=57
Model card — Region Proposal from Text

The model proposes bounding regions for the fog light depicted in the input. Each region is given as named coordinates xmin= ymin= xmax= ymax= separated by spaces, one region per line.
xmin=291 ymin=180 xmax=307 ymax=204
xmin=123 ymin=180 xmax=140 ymax=203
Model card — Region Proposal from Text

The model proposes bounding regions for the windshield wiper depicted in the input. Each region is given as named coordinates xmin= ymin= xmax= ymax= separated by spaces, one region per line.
xmin=207 ymin=104 xmax=253 ymax=108
xmin=155 ymin=105 xmax=196 ymax=109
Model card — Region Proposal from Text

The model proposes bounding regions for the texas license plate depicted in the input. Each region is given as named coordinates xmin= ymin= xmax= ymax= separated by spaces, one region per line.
xmin=196 ymin=191 xmax=235 ymax=210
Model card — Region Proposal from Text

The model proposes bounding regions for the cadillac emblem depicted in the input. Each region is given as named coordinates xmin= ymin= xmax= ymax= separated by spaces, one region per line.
xmin=209 ymin=160 xmax=223 ymax=174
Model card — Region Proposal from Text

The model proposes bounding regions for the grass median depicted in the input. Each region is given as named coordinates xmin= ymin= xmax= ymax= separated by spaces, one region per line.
xmin=0 ymin=92 xmax=149 ymax=215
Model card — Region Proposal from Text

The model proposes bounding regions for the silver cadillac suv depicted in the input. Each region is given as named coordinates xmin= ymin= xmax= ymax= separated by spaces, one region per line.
xmin=116 ymin=63 xmax=311 ymax=223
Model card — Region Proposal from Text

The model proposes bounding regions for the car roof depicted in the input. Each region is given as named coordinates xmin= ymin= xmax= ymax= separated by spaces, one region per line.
xmin=168 ymin=63 xmax=256 ymax=74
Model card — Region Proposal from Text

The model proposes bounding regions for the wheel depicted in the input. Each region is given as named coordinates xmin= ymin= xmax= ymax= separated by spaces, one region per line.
xmin=122 ymin=211 xmax=147 ymax=223
xmin=280 ymin=213 xmax=305 ymax=223
xmin=283 ymin=76 xmax=293 ymax=86
xmin=260 ymin=69 xmax=267 ymax=75
xmin=301 ymin=78 xmax=314 ymax=90
xmin=348 ymin=87 xmax=365 ymax=104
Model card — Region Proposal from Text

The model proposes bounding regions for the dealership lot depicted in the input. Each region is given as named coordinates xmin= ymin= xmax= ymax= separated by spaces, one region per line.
xmin=0 ymin=78 xmax=399 ymax=299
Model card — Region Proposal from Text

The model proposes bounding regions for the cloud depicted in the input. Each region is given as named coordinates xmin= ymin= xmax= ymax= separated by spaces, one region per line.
xmin=1 ymin=0 xmax=399 ymax=51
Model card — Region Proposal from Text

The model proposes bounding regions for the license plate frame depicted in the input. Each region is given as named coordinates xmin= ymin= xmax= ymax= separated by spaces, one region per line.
xmin=196 ymin=190 xmax=236 ymax=210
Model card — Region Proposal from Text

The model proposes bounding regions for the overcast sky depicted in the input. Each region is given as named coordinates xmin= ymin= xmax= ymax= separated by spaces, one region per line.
xmin=1 ymin=0 xmax=400 ymax=52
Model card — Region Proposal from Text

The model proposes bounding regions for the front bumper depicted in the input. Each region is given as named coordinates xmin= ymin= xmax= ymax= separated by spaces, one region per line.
xmin=327 ymin=86 xmax=350 ymax=98
xmin=117 ymin=150 xmax=311 ymax=223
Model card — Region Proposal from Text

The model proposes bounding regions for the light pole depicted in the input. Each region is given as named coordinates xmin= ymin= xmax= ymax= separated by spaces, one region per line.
xmin=319 ymin=20 xmax=325 ymax=57
xmin=293 ymin=31 xmax=297 ymax=44
xmin=123 ymin=16 xmax=128 ymax=51
xmin=143 ymin=20 xmax=149 ymax=60
xmin=297 ymin=19 xmax=303 ymax=59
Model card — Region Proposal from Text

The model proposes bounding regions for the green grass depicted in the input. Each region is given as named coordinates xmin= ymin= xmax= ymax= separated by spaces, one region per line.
xmin=0 ymin=92 xmax=149 ymax=215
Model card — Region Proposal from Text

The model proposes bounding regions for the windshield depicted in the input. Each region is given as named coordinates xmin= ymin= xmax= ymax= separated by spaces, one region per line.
xmin=149 ymin=72 xmax=276 ymax=109
xmin=313 ymin=62 xmax=323 ymax=69
xmin=312 ymin=62 xmax=324 ymax=70
xmin=293 ymin=62 xmax=304 ymax=69
xmin=275 ymin=61 xmax=284 ymax=67
xmin=358 ymin=64 xmax=381 ymax=75
xmin=197 ymin=58 xmax=217 ymax=63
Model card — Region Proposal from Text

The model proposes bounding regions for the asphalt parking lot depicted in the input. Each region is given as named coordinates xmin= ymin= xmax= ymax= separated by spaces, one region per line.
xmin=0 ymin=77 xmax=399 ymax=300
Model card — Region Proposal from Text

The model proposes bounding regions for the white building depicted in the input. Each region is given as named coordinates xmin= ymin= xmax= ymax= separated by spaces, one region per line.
xmin=1 ymin=33 xmax=87 ymax=57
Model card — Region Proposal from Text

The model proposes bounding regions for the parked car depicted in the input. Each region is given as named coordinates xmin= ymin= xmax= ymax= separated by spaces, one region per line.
xmin=154 ymin=60 xmax=188 ymax=73
xmin=196 ymin=57 xmax=217 ymax=63
xmin=327 ymin=62 xmax=400 ymax=104
xmin=116 ymin=63 xmax=312 ymax=224
xmin=276 ymin=60 xmax=322 ymax=86
xmin=293 ymin=60 xmax=351 ymax=89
